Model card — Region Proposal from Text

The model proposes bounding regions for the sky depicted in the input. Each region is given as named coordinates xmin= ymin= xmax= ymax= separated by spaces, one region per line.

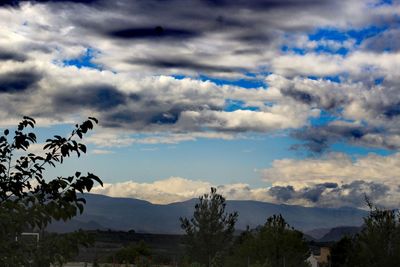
xmin=0 ymin=0 xmax=399 ymax=208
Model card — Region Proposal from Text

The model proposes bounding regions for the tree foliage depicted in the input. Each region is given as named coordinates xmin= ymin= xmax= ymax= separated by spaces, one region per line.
xmin=110 ymin=240 xmax=151 ymax=265
xmin=180 ymin=187 xmax=238 ymax=266
xmin=0 ymin=116 xmax=102 ymax=266
xmin=331 ymin=200 xmax=400 ymax=267
xmin=227 ymin=214 xmax=310 ymax=267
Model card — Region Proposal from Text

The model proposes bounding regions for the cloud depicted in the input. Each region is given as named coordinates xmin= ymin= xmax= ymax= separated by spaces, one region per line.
xmin=53 ymin=84 xmax=126 ymax=111
xmin=92 ymin=177 xmax=214 ymax=204
xmin=91 ymin=149 xmax=114 ymax=155
xmin=86 ymin=131 xmax=236 ymax=147
xmin=262 ymin=152 xmax=400 ymax=188
xmin=90 ymin=175 xmax=400 ymax=208
xmin=91 ymin=177 xmax=280 ymax=205
xmin=0 ymin=58 xmax=311 ymax=141
xmin=129 ymin=58 xmax=240 ymax=74
xmin=362 ymin=28 xmax=400 ymax=52
xmin=268 ymin=180 xmax=391 ymax=208
xmin=0 ymin=48 xmax=27 ymax=62
xmin=2 ymin=0 xmax=397 ymax=77
xmin=0 ymin=70 xmax=41 ymax=93
xmin=0 ymin=0 xmax=399 ymax=150
xmin=266 ymin=74 xmax=400 ymax=151
xmin=107 ymin=26 xmax=200 ymax=40
xmin=86 ymin=132 xmax=135 ymax=148
xmin=0 ymin=0 xmax=100 ymax=7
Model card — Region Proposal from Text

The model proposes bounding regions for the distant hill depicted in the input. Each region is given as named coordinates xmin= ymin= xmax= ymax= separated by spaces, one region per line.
xmin=318 ymin=226 xmax=362 ymax=242
xmin=47 ymin=194 xmax=367 ymax=234
xmin=305 ymin=228 xmax=332 ymax=240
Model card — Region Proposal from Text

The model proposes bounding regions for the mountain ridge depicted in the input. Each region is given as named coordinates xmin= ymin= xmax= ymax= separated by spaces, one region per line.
xmin=47 ymin=193 xmax=367 ymax=234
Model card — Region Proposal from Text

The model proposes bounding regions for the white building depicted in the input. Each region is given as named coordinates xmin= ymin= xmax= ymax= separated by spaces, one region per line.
xmin=306 ymin=254 xmax=319 ymax=267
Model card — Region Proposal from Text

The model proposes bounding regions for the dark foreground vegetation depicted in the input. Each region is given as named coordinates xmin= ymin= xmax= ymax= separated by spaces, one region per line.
xmin=67 ymin=192 xmax=400 ymax=267
xmin=1 ymin=118 xmax=399 ymax=267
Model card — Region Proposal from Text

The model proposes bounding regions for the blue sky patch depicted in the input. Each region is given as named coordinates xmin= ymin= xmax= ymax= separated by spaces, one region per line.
xmin=309 ymin=110 xmax=338 ymax=127
xmin=309 ymin=26 xmax=388 ymax=46
xmin=224 ymin=99 xmax=259 ymax=112
xmin=172 ymin=74 xmax=266 ymax=89
xmin=199 ymin=75 xmax=266 ymax=89
xmin=307 ymin=75 xmax=341 ymax=83
xmin=63 ymin=48 xmax=102 ymax=70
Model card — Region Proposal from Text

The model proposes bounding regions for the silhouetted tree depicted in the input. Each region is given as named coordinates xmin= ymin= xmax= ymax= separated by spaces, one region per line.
xmin=111 ymin=240 xmax=151 ymax=265
xmin=0 ymin=116 xmax=102 ymax=266
xmin=330 ymin=236 xmax=353 ymax=267
xmin=345 ymin=201 xmax=400 ymax=267
xmin=180 ymin=187 xmax=238 ymax=266
xmin=227 ymin=214 xmax=310 ymax=267
xmin=329 ymin=199 xmax=400 ymax=267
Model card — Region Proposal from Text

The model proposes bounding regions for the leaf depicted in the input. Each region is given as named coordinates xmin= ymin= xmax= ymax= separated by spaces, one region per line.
xmin=76 ymin=203 xmax=84 ymax=214
xmin=78 ymin=144 xmax=87 ymax=153
xmin=88 ymin=172 xmax=103 ymax=187
xmin=28 ymin=132 xmax=36 ymax=142
xmin=76 ymin=197 xmax=86 ymax=204
xmin=85 ymin=179 xmax=94 ymax=192
xmin=88 ymin=117 xmax=98 ymax=124
xmin=23 ymin=116 xmax=36 ymax=123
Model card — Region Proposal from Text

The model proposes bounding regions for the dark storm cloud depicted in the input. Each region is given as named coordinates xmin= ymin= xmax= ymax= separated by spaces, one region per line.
xmin=0 ymin=49 xmax=27 ymax=62
xmin=268 ymin=181 xmax=389 ymax=208
xmin=130 ymin=58 xmax=240 ymax=73
xmin=382 ymin=102 xmax=400 ymax=119
xmin=291 ymin=124 xmax=384 ymax=153
xmin=0 ymin=71 xmax=41 ymax=93
xmin=279 ymin=83 xmax=348 ymax=111
xmin=281 ymin=88 xmax=318 ymax=105
xmin=269 ymin=183 xmax=339 ymax=203
xmin=268 ymin=185 xmax=295 ymax=202
xmin=362 ymin=29 xmax=400 ymax=52
xmin=101 ymin=106 xmax=186 ymax=129
xmin=333 ymin=180 xmax=390 ymax=208
xmin=150 ymin=110 xmax=180 ymax=124
xmin=0 ymin=0 xmax=99 ymax=7
xmin=53 ymin=84 xmax=126 ymax=111
xmin=364 ymin=99 xmax=400 ymax=119
xmin=68 ymin=0 xmax=339 ymax=49
xmin=108 ymin=26 xmax=200 ymax=40
xmin=203 ymin=0 xmax=328 ymax=10
xmin=301 ymin=184 xmax=334 ymax=202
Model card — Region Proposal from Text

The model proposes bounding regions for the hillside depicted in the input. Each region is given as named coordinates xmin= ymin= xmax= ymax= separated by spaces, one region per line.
xmin=48 ymin=194 xmax=367 ymax=234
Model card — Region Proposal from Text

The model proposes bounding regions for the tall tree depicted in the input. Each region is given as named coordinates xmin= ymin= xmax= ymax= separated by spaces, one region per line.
xmin=345 ymin=201 xmax=400 ymax=267
xmin=180 ymin=187 xmax=238 ymax=266
xmin=0 ymin=116 xmax=102 ymax=266
xmin=330 ymin=236 xmax=353 ymax=267
xmin=228 ymin=214 xmax=310 ymax=267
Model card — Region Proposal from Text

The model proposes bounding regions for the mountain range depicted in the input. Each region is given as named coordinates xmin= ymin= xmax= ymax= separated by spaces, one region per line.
xmin=48 ymin=193 xmax=367 ymax=236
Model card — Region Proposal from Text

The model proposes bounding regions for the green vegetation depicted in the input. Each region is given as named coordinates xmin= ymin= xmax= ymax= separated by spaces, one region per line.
xmin=109 ymin=240 xmax=151 ymax=265
xmin=180 ymin=187 xmax=238 ymax=266
xmin=180 ymin=188 xmax=309 ymax=267
xmin=226 ymin=214 xmax=310 ymax=267
xmin=331 ymin=201 xmax=400 ymax=267
xmin=0 ymin=117 xmax=102 ymax=266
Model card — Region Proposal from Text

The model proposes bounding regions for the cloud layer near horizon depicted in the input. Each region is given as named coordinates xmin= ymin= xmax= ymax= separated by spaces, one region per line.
xmin=91 ymin=152 xmax=400 ymax=209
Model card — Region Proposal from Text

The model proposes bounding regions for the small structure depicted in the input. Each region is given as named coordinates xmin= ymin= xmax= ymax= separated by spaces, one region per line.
xmin=306 ymin=247 xmax=331 ymax=267
xmin=307 ymin=254 xmax=319 ymax=267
